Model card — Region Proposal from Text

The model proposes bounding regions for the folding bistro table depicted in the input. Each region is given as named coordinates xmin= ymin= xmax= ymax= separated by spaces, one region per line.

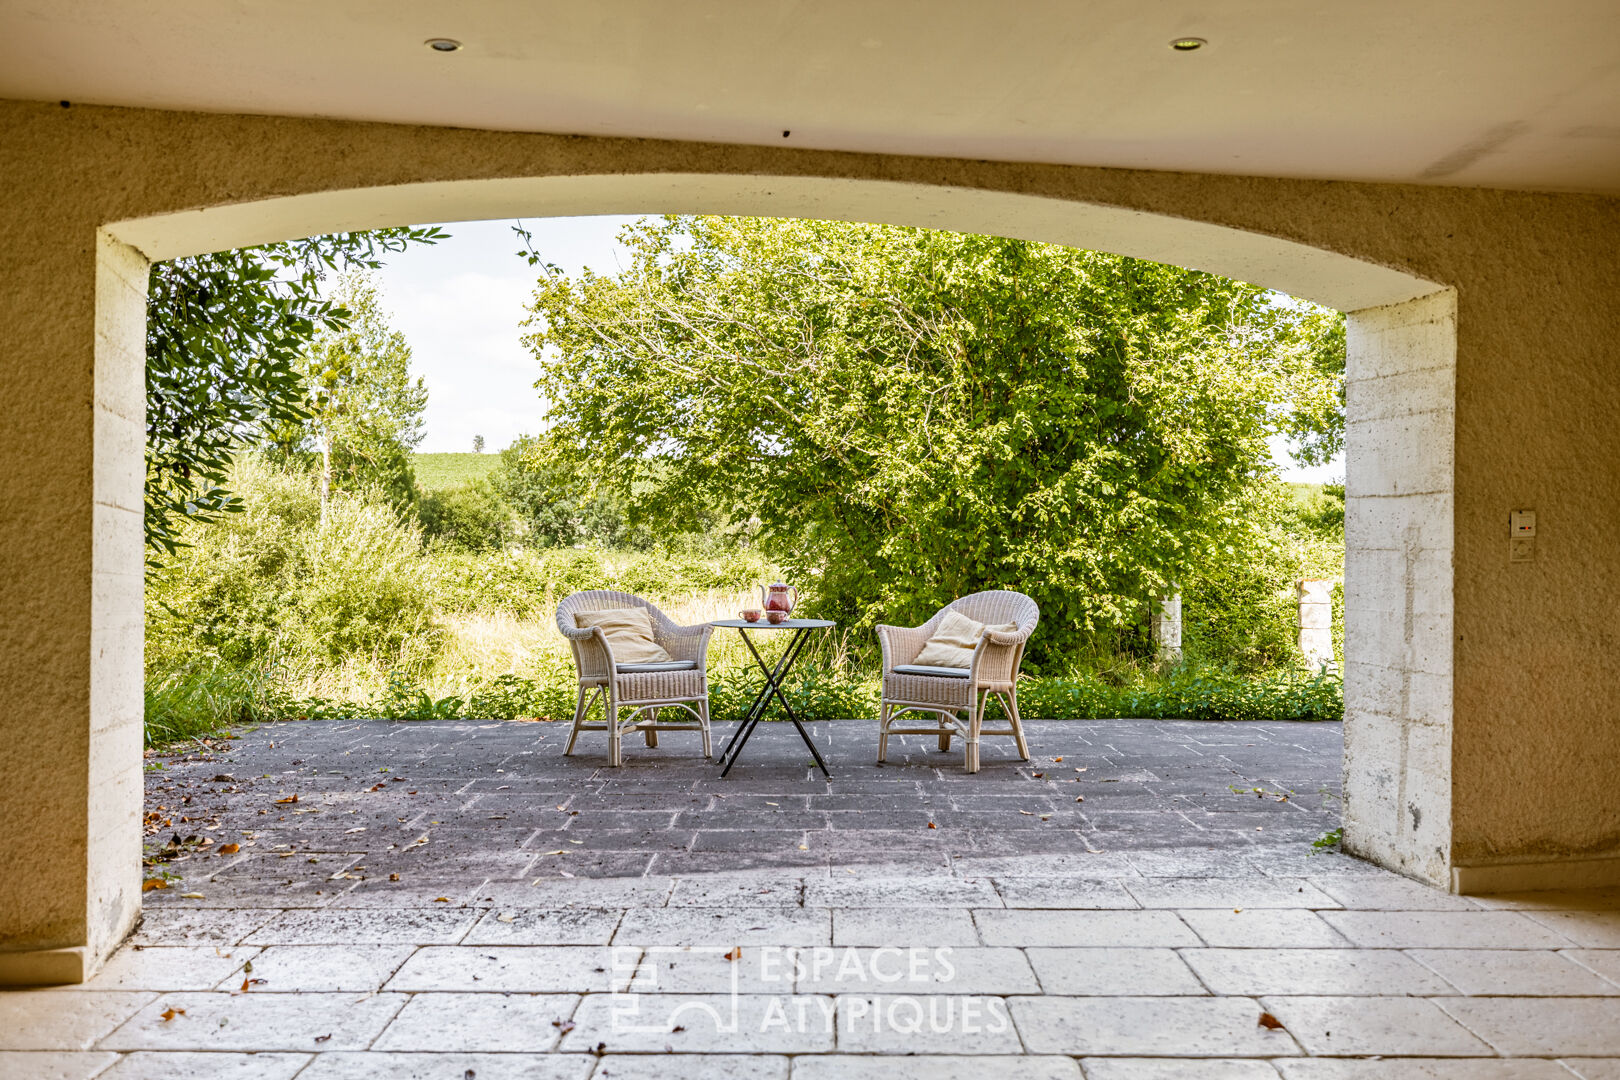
xmin=712 ymin=618 xmax=835 ymax=778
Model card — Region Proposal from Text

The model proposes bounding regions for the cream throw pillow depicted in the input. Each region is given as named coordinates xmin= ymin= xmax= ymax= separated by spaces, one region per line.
xmin=574 ymin=607 xmax=673 ymax=664
xmin=911 ymin=610 xmax=1018 ymax=669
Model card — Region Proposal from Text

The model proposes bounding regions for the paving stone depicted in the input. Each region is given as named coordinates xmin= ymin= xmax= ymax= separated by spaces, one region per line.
xmin=370 ymin=992 xmax=579 ymax=1052
xmin=1025 ymin=948 xmax=1206 ymax=995
xmin=1567 ymin=949 xmax=1620 ymax=986
xmin=1124 ymin=878 xmax=1340 ymax=909
xmin=242 ymin=909 xmax=479 ymax=945
xmin=385 ymin=945 xmax=623 ymax=992
xmin=833 ymin=994 xmax=1022 ymax=1053
xmin=1467 ymin=888 xmax=1620 ymax=911
xmin=100 ymin=992 xmax=408 ymax=1052
xmin=792 ymin=1056 xmax=1079 ymax=1080
xmin=1178 ymin=909 xmax=1351 ymax=948
xmin=1275 ymin=1063 xmax=1573 ymax=1080
xmin=1306 ymin=875 xmax=1478 ymax=911
xmin=1191 ymin=950 xmax=1448 ymax=1000
xmin=1560 ymin=1061 xmax=1620 ymax=1080
xmin=0 ymin=1051 xmax=121 ymax=1079
xmin=974 ymin=909 xmax=1200 ymax=948
xmin=95 ymin=1051 xmax=311 ymax=1079
xmin=667 ymin=873 xmax=805 ymax=906
xmin=804 ymin=876 xmax=1000 ymax=908
xmin=1522 ymin=910 xmax=1620 ymax=947
xmin=463 ymin=907 xmax=624 ymax=945
xmin=614 ymin=906 xmax=831 ymax=946
xmin=130 ymin=909 xmax=279 ymax=947
xmin=626 ymin=943 xmax=797 ymax=993
xmin=796 ymin=947 xmax=1039 ymax=995
xmin=992 ymin=878 xmax=1139 ymax=908
xmin=561 ymin=993 xmax=836 ymax=1053
xmin=1435 ymin=998 xmax=1620 ymax=1056
xmin=299 ymin=1049 xmax=593 ymax=1078
xmin=1319 ymin=911 xmax=1574 ymax=949
xmin=1080 ymin=1061 xmax=1282 ymax=1080
xmin=594 ymin=1055 xmax=789 ymax=1079
xmin=832 ymin=908 xmax=981 ymax=947
xmin=1259 ymin=996 xmax=1492 ymax=1056
xmin=476 ymin=876 xmax=674 ymax=908
xmin=0 ymin=991 xmax=155 ymax=1050
xmin=1409 ymin=948 xmax=1620 ymax=995
xmin=232 ymin=945 xmax=416 ymax=992
xmin=47 ymin=946 xmax=257 ymax=992
xmin=1009 ymin=996 xmax=1298 ymax=1056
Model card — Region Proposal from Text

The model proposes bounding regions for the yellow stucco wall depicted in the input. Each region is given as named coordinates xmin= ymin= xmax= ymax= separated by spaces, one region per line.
xmin=1 ymin=98 xmax=1616 ymax=973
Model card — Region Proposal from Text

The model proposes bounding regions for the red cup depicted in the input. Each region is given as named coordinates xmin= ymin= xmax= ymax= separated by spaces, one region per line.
xmin=741 ymin=609 xmax=762 ymax=623
xmin=766 ymin=610 xmax=788 ymax=624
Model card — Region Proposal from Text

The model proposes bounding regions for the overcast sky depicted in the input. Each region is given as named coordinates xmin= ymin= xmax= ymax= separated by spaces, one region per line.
xmin=368 ymin=215 xmax=1343 ymax=482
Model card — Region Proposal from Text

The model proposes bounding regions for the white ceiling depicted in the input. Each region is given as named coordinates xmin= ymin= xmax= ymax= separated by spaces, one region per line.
xmin=4 ymin=0 xmax=1619 ymax=194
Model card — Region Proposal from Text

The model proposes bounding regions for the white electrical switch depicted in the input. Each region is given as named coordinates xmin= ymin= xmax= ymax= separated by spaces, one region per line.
xmin=1510 ymin=510 xmax=1536 ymax=537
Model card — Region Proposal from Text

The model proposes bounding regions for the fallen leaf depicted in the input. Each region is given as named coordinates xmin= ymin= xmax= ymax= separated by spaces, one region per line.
xmin=433 ymin=897 xmax=450 ymax=903
xmin=142 ymin=878 xmax=169 ymax=892
xmin=927 ymin=822 xmax=937 ymax=829
xmin=1075 ymin=796 xmax=1085 ymax=802
xmin=314 ymin=1033 xmax=332 ymax=1043
xmin=724 ymin=946 xmax=742 ymax=961
xmin=388 ymin=873 xmax=400 ymax=882
xmin=1054 ymin=757 xmax=1063 ymax=762
xmin=568 ymin=839 xmax=584 ymax=845
xmin=497 ymin=913 xmax=516 ymax=923
xmin=671 ymin=1024 xmax=686 ymax=1033
xmin=1258 ymin=1012 xmax=1286 ymax=1031
xmin=797 ymin=844 xmax=808 ymax=851
xmin=541 ymin=850 xmax=567 ymax=856
xmin=1032 ymin=772 xmax=1044 ymax=778
xmin=274 ymin=794 xmax=298 ymax=804
xmin=559 ymin=870 xmax=575 ymax=878
xmin=1018 ymin=810 xmax=1034 ymax=816
xmin=218 ymin=843 xmax=240 ymax=854
xmin=240 ymin=977 xmax=266 ymax=991
xmin=180 ymin=892 xmax=204 ymax=899
xmin=765 ymin=801 xmax=779 ymax=806
xmin=552 ymin=1018 xmax=576 ymax=1033
xmin=160 ymin=1007 xmax=185 ymax=1022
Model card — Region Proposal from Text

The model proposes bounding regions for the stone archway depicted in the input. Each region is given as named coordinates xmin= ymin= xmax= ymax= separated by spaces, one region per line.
xmin=7 ymin=100 xmax=1618 ymax=983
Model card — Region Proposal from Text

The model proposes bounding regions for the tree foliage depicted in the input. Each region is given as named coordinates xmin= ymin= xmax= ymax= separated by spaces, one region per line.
xmin=271 ymin=271 xmax=429 ymax=515
xmin=521 ymin=216 xmax=1343 ymax=667
xmin=145 ymin=227 xmax=445 ymax=561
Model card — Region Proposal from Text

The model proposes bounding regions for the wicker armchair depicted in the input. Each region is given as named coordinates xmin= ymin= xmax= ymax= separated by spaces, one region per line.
xmin=876 ymin=590 xmax=1039 ymax=773
xmin=555 ymin=590 xmax=714 ymax=767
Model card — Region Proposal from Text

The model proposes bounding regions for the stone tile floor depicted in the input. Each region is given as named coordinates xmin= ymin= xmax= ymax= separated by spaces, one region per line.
xmin=4 ymin=716 xmax=1619 ymax=1078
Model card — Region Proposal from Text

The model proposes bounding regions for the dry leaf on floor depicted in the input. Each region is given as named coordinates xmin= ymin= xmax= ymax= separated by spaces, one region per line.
xmin=273 ymin=794 xmax=298 ymax=804
xmin=1258 ymin=1012 xmax=1286 ymax=1031
xmin=314 ymin=1033 xmax=332 ymax=1043
xmin=1054 ymin=757 xmax=1063 ymax=762
xmin=725 ymin=946 xmax=742 ymax=961
xmin=388 ymin=873 xmax=400 ymax=882
xmin=433 ymin=897 xmax=450 ymax=903
xmin=142 ymin=879 xmax=168 ymax=892
xmin=497 ymin=913 xmax=516 ymax=923
xmin=218 ymin=844 xmax=240 ymax=854
xmin=559 ymin=870 xmax=575 ymax=878
xmin=927 ymin=822 xmax=937 ymax=829
xmin=240 ymin=977 xmax=266 ymax=992
xmin=180 ymin=892 xmax=204 ymax=899
xmin=1075 ymin=796 xmax=1085 ymax=802
xmin=160 ymin=1007 xmax=185 ymax=1021
xmin=797 ymin=844 xmax=809 ymax=850
xmin=552 ymin=1018 xmax=576 ymax=1033
xmin=1018 ymin=810 xmax=1034 ymax=816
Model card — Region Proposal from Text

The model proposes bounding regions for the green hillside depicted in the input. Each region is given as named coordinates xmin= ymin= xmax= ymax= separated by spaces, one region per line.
xmin=413 ymin=453 xmax=500 ymax=492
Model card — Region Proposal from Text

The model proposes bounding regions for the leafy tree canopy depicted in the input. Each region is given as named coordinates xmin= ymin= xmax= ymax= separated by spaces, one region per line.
xmin=522 ymin=216 xmax=1343 ymax=666
xmin=145 ymin=227 xmax=444 ymax=562
xmin=269 ymin=271 xmax=429 ymax=516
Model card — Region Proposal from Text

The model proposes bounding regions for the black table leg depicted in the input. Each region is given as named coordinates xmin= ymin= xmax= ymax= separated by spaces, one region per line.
xmin=718 ymin=627 xmax=831 ymax=778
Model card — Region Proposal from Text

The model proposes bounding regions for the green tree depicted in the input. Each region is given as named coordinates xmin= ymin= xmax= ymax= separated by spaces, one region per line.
xmin=522 ymin=216 xmax=1343 ymax=667
xmin=278 ymin=272 xmax=429 ymax=518
xmin=491 ymin=433 xmax=654 ymax=549
xmin=145 ymin=226 xmax=445 ymax=561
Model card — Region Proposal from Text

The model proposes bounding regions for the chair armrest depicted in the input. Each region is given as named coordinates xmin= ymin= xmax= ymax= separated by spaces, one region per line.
xmin=876 ymin=623 xmax=930 ymax=670
xmin=985 ymin=627 xmax=1031 ymax=647
xmin=970 ymin=637 xmax=1023 ymax=686
xmin=659 ymin=623 xmax=714 ymax=665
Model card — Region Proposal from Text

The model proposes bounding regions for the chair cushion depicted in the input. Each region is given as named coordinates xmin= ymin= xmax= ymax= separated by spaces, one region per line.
xmin=616 ymin=660 xmax=698 ymax=673
xmin=892 ymin=663 xmax=972 ymax=678
xmin=574 ymin=607 xmax=673 ymax=663
xmin=911 ymin=611 xmax=1018 ymax=668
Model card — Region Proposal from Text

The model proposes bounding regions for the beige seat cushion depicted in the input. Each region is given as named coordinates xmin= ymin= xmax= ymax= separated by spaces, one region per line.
xmin=574 ymin=607 xmax=673 ymax=664
xmin=911 ymin=610 xmax=1018 ymax=669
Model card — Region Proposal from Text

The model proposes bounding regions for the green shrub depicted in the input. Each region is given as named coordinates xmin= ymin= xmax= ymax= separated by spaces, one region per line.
xmin=147 ymin=459 xmax=441 ymax=674
xmin=418 ymin=480 xmax=513 ymax=552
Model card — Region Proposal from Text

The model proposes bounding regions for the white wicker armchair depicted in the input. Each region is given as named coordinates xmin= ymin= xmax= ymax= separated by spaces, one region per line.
xmin=876 ymin=590 xmax=1039 ymax=773
xmin=555 ymin=590 xmax=714 ymax=767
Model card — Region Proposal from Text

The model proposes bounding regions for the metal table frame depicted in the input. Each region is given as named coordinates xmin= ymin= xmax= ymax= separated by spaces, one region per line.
xmin=712 ymin=619 xmax=835 ymax=777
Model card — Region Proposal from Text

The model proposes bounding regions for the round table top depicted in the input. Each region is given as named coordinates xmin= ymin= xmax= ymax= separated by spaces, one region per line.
xmin=712 ymin=618 xmax=836 ymax=629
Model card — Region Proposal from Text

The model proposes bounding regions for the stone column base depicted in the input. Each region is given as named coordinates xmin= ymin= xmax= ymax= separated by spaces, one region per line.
xmin=1452 ymin=852 xmax=1620 ymax=894
xmin=0 ymin=946 xmax=88 ymax=987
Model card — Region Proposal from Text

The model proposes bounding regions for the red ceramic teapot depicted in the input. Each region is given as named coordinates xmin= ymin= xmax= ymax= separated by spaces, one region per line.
xmin=759 ymin=582 xmax=798 ymax=615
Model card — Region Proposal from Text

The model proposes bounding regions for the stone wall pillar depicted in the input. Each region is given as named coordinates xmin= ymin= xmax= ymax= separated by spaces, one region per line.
xmin=1341 ymin=289 xmax=1456 ymax=887
xmin=1152 ymin=591 xmax=1182 ymax=666
xmin=1296 ymin=579 xmax=1337 ymax=669
xmin=0 ymin=229 xmax=147 ymax=984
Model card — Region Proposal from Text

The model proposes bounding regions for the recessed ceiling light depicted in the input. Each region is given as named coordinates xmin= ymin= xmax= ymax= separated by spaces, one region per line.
xmin=425 ymin=38 xmax=462 ymax=53
xmin=1169 ymin=37 xmax=1207 ymax=52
